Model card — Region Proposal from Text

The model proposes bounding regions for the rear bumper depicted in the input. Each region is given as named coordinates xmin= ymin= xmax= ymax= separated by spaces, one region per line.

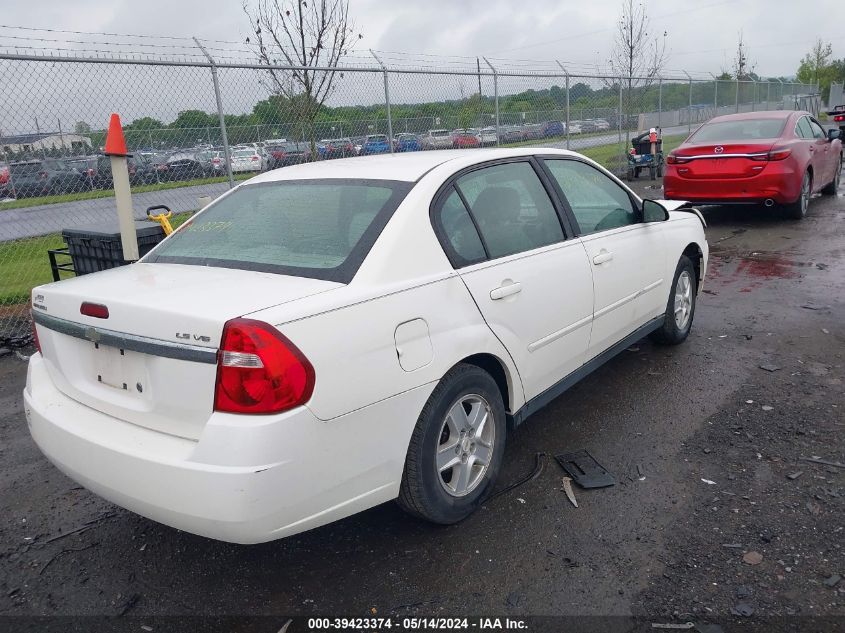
xmin=664 ymin=165 xmax=801 ymax=205
xmin=25 ymin=353 xmax=434 ymax=543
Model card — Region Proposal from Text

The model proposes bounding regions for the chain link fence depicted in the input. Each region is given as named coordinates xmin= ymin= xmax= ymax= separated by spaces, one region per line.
xmin=0 ymin=49 xmax=820 ymax=341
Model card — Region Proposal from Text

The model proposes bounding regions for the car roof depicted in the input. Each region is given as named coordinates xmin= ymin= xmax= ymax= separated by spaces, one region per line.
xmin=707 ymin=110 xmax=802 ymax=124
xmin=247 ymin=147 xmax=582 ymax=183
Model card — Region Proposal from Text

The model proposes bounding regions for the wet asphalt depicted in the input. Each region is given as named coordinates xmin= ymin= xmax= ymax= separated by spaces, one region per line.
xmin=0 ymin=171 xmax=842 ymax=627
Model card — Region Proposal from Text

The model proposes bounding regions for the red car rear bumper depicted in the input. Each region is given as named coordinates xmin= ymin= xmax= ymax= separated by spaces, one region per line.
xmin=663 ymin=162 xmax=802 ymax=205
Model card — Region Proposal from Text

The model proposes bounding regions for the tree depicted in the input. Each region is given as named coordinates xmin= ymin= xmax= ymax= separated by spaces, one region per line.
xmin=730 ymin=31 xmax=756 ymax=80
xmin=796 ymin=40 xmax=836 ymax=102
xmin=609 ymin=0 xmax=668 ymax=141
xmin=243 ymin=0 xmax=361 ymax=157
xmin=73 ymin=121 xmax=91 ymax=134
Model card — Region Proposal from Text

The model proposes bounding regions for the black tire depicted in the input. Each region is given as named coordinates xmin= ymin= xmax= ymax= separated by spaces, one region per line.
xmin=649 ymin=166 xmax=656 ymax=180
xmin=782 ymin=171 xmax=811 ymax=220
xmin=821 ymin=158 xmax=841 ymax=195
xmin=650 ymin=255 xmax=697 ymax=346
xmin=627 ymin=167 xmax=635 ymax=181
xmin=657 ymin=163 xmax=664 ymax=178
xmin=397 ymin=363 xmax=506 ymax=524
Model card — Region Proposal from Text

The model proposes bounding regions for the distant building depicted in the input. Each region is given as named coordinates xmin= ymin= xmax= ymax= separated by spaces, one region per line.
xmin=0 ymin=132 xmax=92 ymax=156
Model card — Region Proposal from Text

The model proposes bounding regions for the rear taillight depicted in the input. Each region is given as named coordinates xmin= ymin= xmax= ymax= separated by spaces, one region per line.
xmin=750 ymin=148 xmax=792 ymax=162
xmin=80 ymin=302 xmax=109 ymax=319
xmin=251 ymin=156 xmax=259 ymax=161
xmin=212 ymin=157 xmax=221 ymax=164
xmin=214 ymin=318 xmax=314 ymax=415
xmin=834 ymin=115 xmax=845 ymax=122
xmin=666 ymin=153 xmax=691 ymax=165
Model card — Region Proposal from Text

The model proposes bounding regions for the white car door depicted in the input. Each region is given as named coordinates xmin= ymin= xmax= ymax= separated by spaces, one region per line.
xmin=541 ymin=158 xmax=667 ymax=359
xmin=432 ymin=159 xmax=594 ymax=401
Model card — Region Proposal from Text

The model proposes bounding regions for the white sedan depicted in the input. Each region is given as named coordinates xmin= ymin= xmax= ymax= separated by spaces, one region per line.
xmin=25 ymin=148 xmax=707 ymax=543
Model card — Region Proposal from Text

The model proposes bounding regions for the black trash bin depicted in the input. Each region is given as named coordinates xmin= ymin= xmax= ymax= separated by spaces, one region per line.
xmin=61 ymin=221 xmax=166 ymax=276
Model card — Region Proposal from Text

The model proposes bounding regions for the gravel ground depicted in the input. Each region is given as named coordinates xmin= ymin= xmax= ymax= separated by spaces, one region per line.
xmin=0 ymin=174 xmax=842 ymax=632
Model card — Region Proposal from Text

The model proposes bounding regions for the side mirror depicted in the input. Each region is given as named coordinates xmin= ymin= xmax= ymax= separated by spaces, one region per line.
xmin=642 ymin=199 xmax=670 ymax=223
xmin=827 ymin=128 xmax=843 ymax=142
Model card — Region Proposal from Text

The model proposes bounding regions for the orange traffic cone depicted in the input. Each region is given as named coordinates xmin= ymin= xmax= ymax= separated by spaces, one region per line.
xmin=104 ymin=113 xmax=129 ymax=157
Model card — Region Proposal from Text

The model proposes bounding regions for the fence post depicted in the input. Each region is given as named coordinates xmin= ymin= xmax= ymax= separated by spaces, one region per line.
xmin=751 ymin=78 xmax=756 ymax=111
xmin=777 ymin=78 xmax=784 ymax=109
xmin=618 ymin=77 xmax=623 ymax=146
xmin=735 ymin=78 xmax=739 ymax=113
xmin=710 ymin=74 xmax=718 ymax=115
xmin=370 ymin=50 xmax=394 ymax=154
xmin=555 ymin=61 xmax=570 ymax=149
xmin=194 ymin=37 xmax=234 ymax=188
xmin=657 ymin=76 xmax=663 ymax=129
xmin=765 ymin=81 xmax=770 ymax=110
xmin=484 ymin=57 xmax=500 ymax=147
xmin=683 ymin=71 xmax=692 ymax=134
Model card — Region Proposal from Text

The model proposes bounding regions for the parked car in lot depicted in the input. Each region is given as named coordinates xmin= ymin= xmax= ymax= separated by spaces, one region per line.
xmin=361 ymin=134 xmax=391 ymax=154
xmin=230 ymin=147 xmax=268 ymax=172
xmin=541 ymin=121 xmax=565 ymax=137
xmin=26 ymin=147 xmax=707 ymax=543
xmin=591 ymin=118 xmax=611 ymax=131
xmin=394 ymin=133 xmax=422 ymax=152
xmin=166 ymin=152 xmax=206 ymax=180
xmin=567 ymin=121 xmax=584 ymax=135
xmin=93 ymin=154 xmax=157 ymax=188
xmin=452 ymin=129 xmax=481 ymax=148
xmin=318 ymin=138 xmax=354 ymax=160
xmin=195 ymin=150 xmax=226 ymax=176
xmin=267 ymin=141 xmax=311 ymax=168
xmin=476 ymin=127 xmax=498 ymax=146
xmin=65 ymin=156 xmax=98 ymax=190
xmin=500 ymin=125 xmax=525 ymax=143
xmin=0 ymin=162 xmax=8 ymax=196
xmin=421 ymin=129 xmax=453 ymax=150
xmin=664 ymin=110 xmax=842 ymax=219
xmin=579 ymin=120 xmax=600 ymax=134
xmin=7 ymin=158 xmax=87 ymax=197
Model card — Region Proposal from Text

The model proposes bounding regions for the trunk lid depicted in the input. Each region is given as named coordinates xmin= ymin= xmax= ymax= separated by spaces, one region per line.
xmin=33 ymin=263 xmax=340 ymax=439
xmin=671 ymin=140 xmax=778 ymax=179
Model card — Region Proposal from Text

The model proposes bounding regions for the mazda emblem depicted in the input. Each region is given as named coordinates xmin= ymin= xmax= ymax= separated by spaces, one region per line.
xmin=714 ymin=146 xmax=724 ymax=154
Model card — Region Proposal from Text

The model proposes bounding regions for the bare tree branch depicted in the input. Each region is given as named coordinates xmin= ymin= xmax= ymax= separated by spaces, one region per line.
xmin=243 ymin=0 xmax=360 ymax=155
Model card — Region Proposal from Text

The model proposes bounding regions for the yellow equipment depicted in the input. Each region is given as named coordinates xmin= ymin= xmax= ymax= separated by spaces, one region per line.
xmin=146 ymin=205 xmax=174 ymax=236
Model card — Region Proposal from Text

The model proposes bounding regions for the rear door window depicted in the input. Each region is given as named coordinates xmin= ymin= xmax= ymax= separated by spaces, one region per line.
xmin=147 ymin=179 xmax=411 ymax=283
xmin=455 ymin=161 xmax=564 ymax=259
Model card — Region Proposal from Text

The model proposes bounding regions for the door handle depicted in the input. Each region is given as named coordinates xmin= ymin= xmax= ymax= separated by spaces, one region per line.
xmin=490 ymin=281 xmax=522 ymax=300
xmin=592 ymin=250 xmax=613 ymax=265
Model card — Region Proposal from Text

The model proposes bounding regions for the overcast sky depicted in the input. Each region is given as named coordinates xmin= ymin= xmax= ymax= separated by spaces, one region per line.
xmin=2 ymin=0 xmax=842 ymax=77
xmin=0 ymin=0 xmax=840 ymax=135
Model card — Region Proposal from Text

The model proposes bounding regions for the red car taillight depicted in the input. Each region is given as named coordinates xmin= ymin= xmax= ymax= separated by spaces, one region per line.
xmin=834 ymin=115 xmax=845 ymax=122
xmin=666 ymin=153 xmax=691 ymax=165
xmin=749 ymin=148 xmax=792 ymax=162
xmin=251 ymin=156 xmax=259 ymax=161
xmin=80 ymin=302 xmax=109 ymax=319
xmin=212 ymin=157 xmax=221 ymax=164
xmin=214 ymin=318 xmax=314 ymax=415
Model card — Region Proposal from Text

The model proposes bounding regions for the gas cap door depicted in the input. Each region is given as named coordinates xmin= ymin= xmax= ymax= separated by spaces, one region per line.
xmin=394 ymin=319 xmax=433 ymax=372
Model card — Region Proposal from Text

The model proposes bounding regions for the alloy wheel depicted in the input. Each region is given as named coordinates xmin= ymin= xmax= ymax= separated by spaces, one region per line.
xmin=436 ymin=394 xmax=495 ymax=497
xmin=674 ymin=270 xmax=693 ymax=330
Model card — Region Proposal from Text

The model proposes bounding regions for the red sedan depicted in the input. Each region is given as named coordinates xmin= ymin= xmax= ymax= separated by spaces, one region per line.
xmin=664 ymin=110 xmax=842 ymax=219
xmin=451 ymin=129 xmax=481 ymax=149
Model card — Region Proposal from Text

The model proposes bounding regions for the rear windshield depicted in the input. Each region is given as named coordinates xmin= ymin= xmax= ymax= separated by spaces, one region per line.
xmin=690 ymin=118 xmax=787 ymax=142
xmin=233 ymin=149 xmax=255 ymax=157
xmin=367 ymin=135 xmax=388 ymax=142
xmin=146 ymin=179 xmax=412 ymax=283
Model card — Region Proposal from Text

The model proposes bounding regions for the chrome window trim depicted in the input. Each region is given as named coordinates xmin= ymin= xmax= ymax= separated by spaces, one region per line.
xmin=32 ymin=311 xmax=218 ymax=364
